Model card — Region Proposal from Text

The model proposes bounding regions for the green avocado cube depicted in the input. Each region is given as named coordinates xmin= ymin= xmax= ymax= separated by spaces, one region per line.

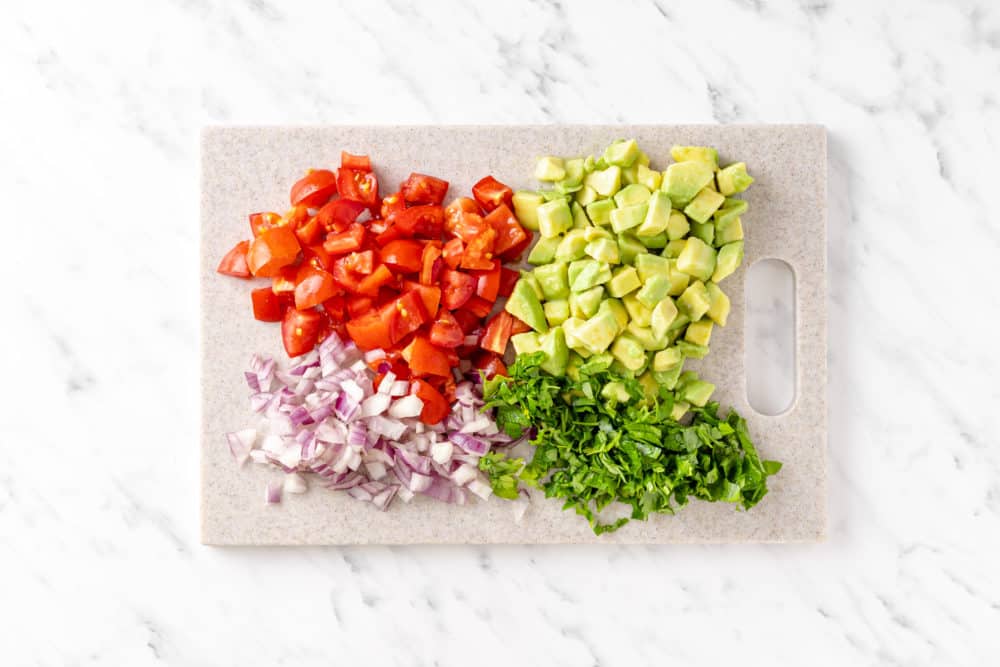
xmin=537 ymin=199 xmax=573 ymax=238
xmin=584 ymin=166 xmax=622 ymax=197
xmin=565 ymin=351 xmax=586 ymax=381
xmin=667 ymin=312 xmax=690 ymax=335
xmin=568 ymin=259 xmax=612 ymax=292
xmin=561 ymin=158 xmax=586 ymax=188
xmin=575 ymin=310 xmax=619 ymax=353
xmin=539 ymin=326 xmax=569 ymax=376
xmin=603 ymin=139 xmax=640 ymax=167
xmin=705 ymin=282 xmax=731 ymax=326
xmin=585 ymin=237 xmax=620 ymax=264
xmin=569 ymin=286 xmax=604 ymax=319
xmin=636 ymin=274 xmax=672 ymax=309
xmin=621 ymin=163 xmax=639 ymax=186
xmin=614 ymin=184 xmax=652 ymax=208
xmin=601 ymin=381 xmax=631 ymax=403
xmin=585 ymin=198 xmax=615 ymax=226
xmin=570 ymin=201 xmax=590 ymax=229
xmin=676 ymin=340 xmax=708 ymax=359
xmin=611 ymin=334 xmax=646 ymax=372
xmin=610 ymin=203 xmax=648 ymax=234
xmin=584 ymin=226 xmax=613 ymax=242
xmin=690 ymin=221 xmax=715 ymax=246
xmin=505 ymin=279 xmax=548 ymax=333
xmin=527 ymin=236 xmax=560 ymax=265
xmin=617 ymin=233 xmax=648 ymax=265
xmin=684 ymin=187 xmax=726 ymax=223
xmin=640 ymin=232 xmax=668 ymax=249
xmin=607 ymin=266 xmax=642 ymax=298
xmin=623 ymin=293 xmax=653 ymax=327
xmin=662 ymin=161 xmax=714 ymax=208
xmin=636 ymin=164 xmax=662 ymax=191
xmin=533 ymin=262 xmax=570 ymax=300
xmin=676 ymin=237 xmax=717 ymax=282
xmin=653 ymin=347 xmax=683 ymax=371
xmin=599 ymin=298 xmax=629 ymax=333
xmin=634 ymin=253 xmax=672 ymax=282
xmin=670 ymin=400 xmax=691 ymax=420
xmin=540 ymin=190 xmax=569 ymax=202
xmin=653 ymin=363 xmax=684 ymax=390
xmin=555 ymin=180 xmax=583 ymax=195
xmin=635 ymin=190 xmax=672 ymax=238
xmin=714 ymin=215 xmax=744 ymax=246
xmin=712 ymin=241 xmax=744 ymax=283
xmin=574 ymin=185 xmax=598 ymax=207
xmin=716 ymin=162 xmax=754 ymax=196
xmin=562 ymin=317 xmax=586 ymax=352
xmin=677 ymin=281 xmax=711 ymax=321
xmin=670 ymin=145 xmax=719 ymax=170
xmin=626 ymin=322 xmax=668 ymax=351
xmin=511 ymin=331 xmax=541 ymax=356
xmin=666 ymin=260 xmax=690 ymax=296
xmin=544 ymin=299 xmax=570 ymax=327
xmin=650 ymin=297 xmax=679 ymax=341
xmin=714 ymin=198 xmax=748 ymax=226
xmin=512 ymin=191 xmax=545 ymax=232
xmin=663 ymin=239 xmax=687 ymax=259
xmin=534 ymin=156 xmax=566 ymax=182
xmin=685 ymin=319 xmax=713 ymax=346
xmin=665 ymin=210 xmax=690 ymax=241
xmin=555 ymin=229 xmax=589 ymax=262
xmin=637 ymin=371 xmax=659 ymax=401
xmin=681 ymin=379 xmax=715 ymax=407
xmin=519 ymin=271 xmax=544 ymax=300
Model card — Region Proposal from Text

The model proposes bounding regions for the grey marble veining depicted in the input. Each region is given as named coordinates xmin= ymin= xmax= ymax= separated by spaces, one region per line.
xmin=2 ymin=0 xmax=999 ymax=664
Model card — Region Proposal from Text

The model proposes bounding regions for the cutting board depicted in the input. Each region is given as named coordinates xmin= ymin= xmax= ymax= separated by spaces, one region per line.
xmin=200 ymin=125 xmax=827 ymax=544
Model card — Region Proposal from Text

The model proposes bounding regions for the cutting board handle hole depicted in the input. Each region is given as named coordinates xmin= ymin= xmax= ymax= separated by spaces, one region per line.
xmin=745 ymin=258 xmax=797 ymax=415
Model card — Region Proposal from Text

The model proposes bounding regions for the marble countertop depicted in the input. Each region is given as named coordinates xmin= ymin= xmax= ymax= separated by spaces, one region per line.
xmin=3 ymin=0 xmax=998 ymax=664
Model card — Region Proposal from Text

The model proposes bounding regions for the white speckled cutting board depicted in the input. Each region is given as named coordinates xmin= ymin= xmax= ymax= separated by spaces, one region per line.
xmin=200 ymin=125 xmax=826 ymax=545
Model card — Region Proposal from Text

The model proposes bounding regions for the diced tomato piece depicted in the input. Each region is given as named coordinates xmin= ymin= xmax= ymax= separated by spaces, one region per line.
xmin=294 ymin=215 xmax=326 ymax=245
xmin=247 ymin=226 xmax=300 ymax=277
xmin=343 ymin=250 xmax=374 ymax=275
xmin=294 ymin=266 xmax=338 ymax=310
xmin=345 ymin=309 xmax=393 ymax=351
xmin=271 ymin=266 xmax=298 ymax=295
xmin=444 ymin=197 xmax=481 ymax=236
xmin=460 ymin=227 xmax=496 ymax=270
xmin=341 ymin=151 xmax=371 ymax=172
xmin=290 ymin=169 xmax=338 ymax=208
xmin=499 ymin=267 xmax=519 ymax=298
xmin=387 ymin=290 xmax=431 ymax=345
xmin=405 ymin=284 xmax=441 ymax=320
xmin=346 ymin=294 xmax=374 ymax=319
xmin=428 ymin=310 xmax=464 ymax=348
xmin=281 ymin=308 xmax=325 ymax=358
xmin=499 ymin=233 xmax=532 ymax=262
xmin=404 ymin=336 xmax=452 ymax=378
xmin=440 ymin=269 xmax=476 ymax=310
xmin=442 ymin=238 xmax=463 ymax=269
xmin=452 ymin=309 xmax=481 ymax=335
xmin=473 ymin=351 xmax=508 ymax=380
xmin=451 ymin=211 xmax=488 ymax=244
xmin=283 ymin=205 xmax=310 ymax=228
xmin=380 ymin=191 xmax=407 ymax=222
xmin=315 ymin=199 xmax=366 ymax=234
xmin=302 ymin=244 xmax=333 ymax=271
xmin=472 ymin=260 xmax=501 ymax=302
xmin=480 ymin=311 xmax=513 ymax=355
xmin=380 ymin=239 xmax=424 ymax=274
xmin=217 ymin=240 xmax=251 ymax=278
xmin=400 ymin=173 xmax=449 ymax=206
xmin=419 ymin=242 xmax=443 ymax=285
xmin=249 ymin=212 xmax=285 ymax=237
xmin=484 ymin=204 xmax=528 ymax=257
xmin=355 ymin=264 xmax=394 ymax=296
xmin=323 ymin=223 xmax=366 ymax=256
xmin=510 ymin=316 xmax=532 ymax=335
xmin=464 ymin=295 xmax=493 ymax=318
xmin=337 ymin=168 xmax=379 ymax=207
xmin=322 ymin=295 xmax=346 ymax=322
xmin=411 ymin=379 xmax=449 ymax=425
xmin=472 ymin=176 xmax=514 ymax=213
xmin=394 ymin=205 xmax=444 ymax=238
xmin=251 ymin=287 xmax=288 ymax=322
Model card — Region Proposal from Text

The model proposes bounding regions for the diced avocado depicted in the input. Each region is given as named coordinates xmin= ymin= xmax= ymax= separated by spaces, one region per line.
xmin=683 ymin=187 xmax=726 ymax=223
xmin=603 ymin=139 xmax=640 ymax=167
xmin=565 ymin=351 xmax=586 ymax=381
xmin=676 ymin=340 xmax=708 ymax=359
xmin=636 ymin=150 xmax=651 ymax=167
xmin=511 ymin=331 xmax=541 ymax=356
xmin=637 ymin=371 xmax=660 ymax=401
xmin=714 ymin=198 xmax=748 ymax=226
xmin=665 ymin=210 xmax=690 ymax=241
xmin=685 ymin=319 xmax=714 ymax=346
xmin=505 ymin=279 xmax=548 ymax=333
xmin=712 ymin=241 xmax=744 ymax=283
xmin=599 ymin=298 xmax=629 ymax=333
xmin=690 ymin=221 xmax=715 ymax=246
xmin=519 ymin=272 xmax=544 ymax=300
xmin=534 ymin=156 xmax=566 ymax=182
xmin=614 ymin=184 xmax=652 ymax=208
xmin=583 ymin=155 xmax=596 ymax=172
xmin=569 ymin=286 xmax=604 ymax=319
xmin=555 ymin=180 xmax=583 ymax=195
xmin=584 ymin=226 xmax=613 ymax=242
xmin=714 ymin=215 xmax=743 ymax=246
xmin=653 ymin=363 xmax=684 ymax=390
xmin=544 ymin=299 xmax=570 ymax=327
xmin=670 ymin=400 xmax=690 ymax=420
xmin=583 ymin=166 xmax=622 ymax=197
xmin=585 ymin=237 xmax=620 ymax=264
xmin=570 ymin=201 xmax=590 ymax=229
xmin=623 ymin=293 xmax=653 ymax=327
xmin=663 ymin=239 xmax=687 ymax=259
xmin=607 ymin=266 xmax=641 ymax=298
xmin=611 ymin=334 xmax=646 ymax=372
xmin=677 ymin=280 xmax=711 ymax=321
xmin=540 ymin=190 xmax=569 ymax=202
xmin=661 ymin=161 xmax=714 ymax=208
xmin=539 ymin=326 xmax=569 ymax=376
xmin=626 ymin=322 xmax=667 ymax=351
xmin=666 ymin=260 xmax=691 ymax=296
xmin=575 ymin=310 xmax=619 ymax=353
xmin=527 ymin=236 xmax=560 ymax=265
xmin=636 ymin=163 xmax=662 ymax=191
xmin=600 ymin=381 xmax=631 ymax=403
xmin=537 ymin=199 xmax=573 ymax=238
xmin=650 ymin=297 xmax=679 ymax=341
xmin=621 ymin=163 xmax=639 ymax=186
xmin=561 ymin=158 xmax=586 ymax=188
xmin=634 ymin=253 xmax=672 ymax=282
xmin=636 ymin=274 xmax=672 ymax=308
xmin=635 ymin=190 xmax=672 ymax=238
xmin=716 ymin=162 xmax=754 ymax=196
xmin=609 ymin=203 xmax=648 ymax=233
xmin=653 ymin=347 xmax=683 ymax=371
xmin=617 ymin=233 xmax=648 ymax=265
xmin=676 ymin=237 xmax=717 ymax=282
xmin=705 ymin=282 xmax=730 ymax=326
xmin=670 ymin=145 xmax=719 ymax=169
xmin=512 ymin=191 xmax=545 ymax=231
xmin=667 ymin=312 xmax=691 ymax=335
xmin=562 ymin=317 xmax=586 ymax=351
xmin=585 ymin=198 xmax=615 ymax=226
xmin=568 ymin=259 xmax=612 ymax=292
xmin=681 ymin=379 xmax=715 ymax=407
xmin=640 ymin=232 xmax=668 ymax=249
xmin=575 ymin=185 xmax=598 ymax=207
xmin=555 ymin=229 xmax=589 ymax=262
xmin=534 ymin=262 xmax=570 ymax=300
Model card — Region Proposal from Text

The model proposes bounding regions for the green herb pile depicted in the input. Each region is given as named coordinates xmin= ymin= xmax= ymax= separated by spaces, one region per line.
xmin=481 ymin=352 xmax=781 ymax=534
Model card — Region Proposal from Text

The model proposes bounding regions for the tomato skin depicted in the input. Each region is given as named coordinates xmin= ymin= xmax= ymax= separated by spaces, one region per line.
xmin=251 ymin=287 xmax=288 ymax=322
xmin=338 ymin=168 xmax=379 ymax=206
xmin=499 ymin=233 xmax=532 ymax=262
xmin=440 ymin=269 xmax=476 ymax=310
xmin=294 ymin=215 xmax=326 ymax=245
xmin=247 ymin=226 xmax=301 ymax=277
xmin=480 ymin=311 xmax=514 ymax=355
xmin=271 ymin=266 xmax=298 ymax=295
xmin=394 ymin=205 xmax=444 ymax=238
xmin=217 ymin=240 xmax=251 ymax=278
xmin=355 ymin=264 xmax=394 ymax=296
xmin=346 ymin=294 xmax=374 ymax=319
xmin=419 ymin=242 xmax=443 ymax=285
xmin=343 ymin=250 xmax=374 ymax=275
xmin=498 ymin=267 xmax=519 ymax=298
xmin=341 ymin=151 xmax=371 ymax=172
xmin=290 ymin=169 xmax=338 ymax=208
xmin=464 ymin=295 xmax=493 ymax=318
xmin=405 ymin=336 xmax=452 ymax=378
xmin=451 ymin=211 xmax=488 ymax=244
xmin=345 ymin=310 xmax=392 ymax=351
xmin=472 ymin=260 xmax=501 ymax=302
xmin=249 ymin=212 xmax=284 ymax=237
xmin=387 ymin=290 xmax=430 ymax=344
xmin=322 ymin=295 xmax=346 ymax=322
xmin=484 ymin=203 xmax=527 ymax=257
xmin=400 ymin=173 xmax=449 ymax=206
xmin=380 ymin=191 xmax=406 ymax=222
xmin=471 ymin=176 xmax=514 ymax=213
xmin=444 ymin=197 xmax=481 ymax=235
xmin=428 ymin=310 xmax=464 ymax=348
xmin=323 ymin=223 xmax=366 ymax=256
xmin=441 ymin=238 xmax=463 ymax=269
xmin=294 ymin=266 xmax=339 ymax=310
xmin=315 ymin=199 xmax=366 ymax=234
xmin=460 ymin=226 xmax=496 ymax=270
xmin=510 ymin=316 xmax=532 ymax=335
xmin=473 ymin=351 xmax=508 ymax=380
xmin=380 ymin=239 xmax=424 ymax=274
xmin=412 ymin=379 xmax=449 ymax=425
xmin=281 ymin=308 xmax=325 ymax=357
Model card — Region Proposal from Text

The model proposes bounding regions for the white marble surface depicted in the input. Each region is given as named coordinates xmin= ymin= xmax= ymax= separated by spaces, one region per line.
xmin=2 ymin=0 xmax=999 ymax=664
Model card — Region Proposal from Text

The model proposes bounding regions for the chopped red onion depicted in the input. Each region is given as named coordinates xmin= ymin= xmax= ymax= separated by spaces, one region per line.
xmin=265 ymin=481 xmax=282 ymax=504
xmin=284 ymin=472 xmax=308 ymax=494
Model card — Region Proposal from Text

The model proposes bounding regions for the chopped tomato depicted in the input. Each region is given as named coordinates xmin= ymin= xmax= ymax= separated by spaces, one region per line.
xmin=249 ymin=212 xmax=285 ymax=237
xmin=290 ymin=169 xmax=338 ymax=208
xmin=411 ymin=379 xmax=449 ymax=425
xmin=404 ymin=283 xmax=441 ymax=320
xmin=346 ymin=294 xmax=374 ymax=319
xmin=322 ymin=295 xmax=346 ymax=322
xmin=294 ymin=266 xmax=338 ymax=310
xmin=451 ymin=211 xmax=488 ymax=244
xmin=380 ymin=239 xmax=424 ymax=274
xmin=323 ymin=223 xmax=366 ymax=256
xmin=271 ymin=266 xmax=298 ymax=295
xmin=281 ymin=308 xmax=325 ymax=357
xmin=251 ymin=287 xmax=288 ymax=322
xmin=301 ymin=244 xmax=333 ymax=271
xmin=420 ymin=242 xmax=443 ymax=285
xmin=355 ymin=264 xmax=394 ymax=296
xmin=343 ymin=250 xmax=374 ymax=275
xmin=387 ymin=290 xmax=430 ymax=344
xmin=294 ymin=215 xmax=325 ymax=245
xmin=217 ymin=240 xmax=251 ymax=278
xmin=464 ymin=295 xmax=493 ymax=318
xmin=498 ymin=267 xmax=519 ymax=298
xmin=247 ymin=226 xmax=300 ymax=277
xmin=341 ymin=151 xmax=371 ymax=172
xmin=428 ymin=310 xmax=464 ymax=348
xmin=472 ymin=260 xmax=501 ymax=302
xmin=474 ymin=351 xmax=508 ymax=380
xmin=499 ymin=233 xmax=532 ymax=262
xmin=345 ymin=309 xmax=392 ymax=351
xmin=484 ymin=204 xmax=528 ymax=257
xmin=442 ymin=238 xmax=463 ymax=269
xmin=452 ymin=309 xmax=481 ymax=335
xmin=460 ymin=227 xmax=496 ymax=271
xmin=380 ymin=191 xmax=406 ymax=222
xmin=440 ymin=269 xmax=476 ymax=310
xmin=283 ymin=205 xmax=310 ymax=229
xmin=404 ymin=336 xmax=452 ymax=378
xmin=400 ymin=173 xmax=449 ymax=206
xmin=315 ymin=199 xmax=366 ymax=234
xmin=444 ymin=197 xmax=481 ymax=235
xmin=472 ymin=176 xmax=514 ymax=213
xmin=510 ymin=316 xmax=532 ymax=335
xmin=394 ymin=205 xmax=444 ymax=238
xmin=338 ymin=168 xmax=378 ymax=207
xmin=480 ymin=311 xmax=513 ymax=355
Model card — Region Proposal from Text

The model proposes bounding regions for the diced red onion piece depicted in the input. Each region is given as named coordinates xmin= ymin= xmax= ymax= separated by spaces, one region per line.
xmin=468 ymin=477 xmax=493 ymax=500
xmin=388 ymin=394 xmax=423 ymax=419
xmin=450 ymin=463 xmax=479 ymax=486
xmin=389 ymin=380 xmax=409 ymax=397
xmin=226 ymin=428 xmax=256 ymax=466
xmin=265 ymin=482 xmax=282 ymax=504
xmin=284 ymin=472 xmax=308 ymax=494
